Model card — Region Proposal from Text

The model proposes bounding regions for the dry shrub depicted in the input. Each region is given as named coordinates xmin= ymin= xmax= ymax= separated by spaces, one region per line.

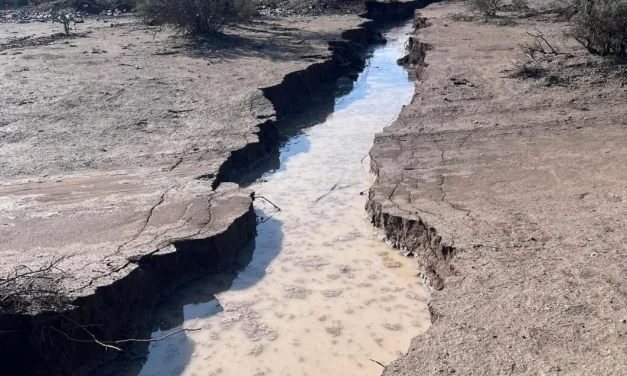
xmin=136 ymin=0 xmax=255 ymax=35
xmin=467 ymin=0 xmax=503 ymax=17
xmin=51 ymin=7 xmax=76 ymax=35
xmin=509 ymin=63 xmax=546 ymax=78
xmin=0 ymin=257 xmax=71 ymax=315
xmin=548 ymin=0 xmax=580 ymax=19
xmin=509 ymin=31 xmax=563 ymax=81
xmin=518 ymin=30 xmax=561 ymax=58
xmin=511 ymin=0 xmax=529 ymax=10
xmin=569 ymin=0 xmax=627 ymax=58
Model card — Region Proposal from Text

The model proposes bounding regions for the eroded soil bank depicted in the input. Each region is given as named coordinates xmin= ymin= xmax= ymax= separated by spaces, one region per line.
xmin=0 ymin=1 xmax=430 ymax=375
xmin=368 ymin=1 xmax=627 ymax=375
xmin=94 ymin=22 xmax=430 ymax=376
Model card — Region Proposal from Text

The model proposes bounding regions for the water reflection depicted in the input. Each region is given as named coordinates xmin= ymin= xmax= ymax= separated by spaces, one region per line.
xmin=235 ymin=73 xmax=361 ymax=187
xmin=93 ymin=215 xmax=283 ymax=376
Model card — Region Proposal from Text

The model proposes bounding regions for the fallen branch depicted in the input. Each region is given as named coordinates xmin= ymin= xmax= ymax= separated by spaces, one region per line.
xmin=49 ymin=325 xmax=122 ymax=352
xmin=517 ymin=29 xmax=561 ymax=62
xmin=49 ymin=316 xmax=201 ymax=352
xmin=111 ymin=327 xmax=201 ymax=345
xmin=254 ymin=195 xmax=282 ymax=224
xmin=369 ymin=358 xmax=386 ymax=367
xmin=254 ymin=195 xmax=281 ymax=212
xmin=526 ymin=30 xmax=560 ymax=55
xmin=314 ymin=182 xmax=339 ymax=203
xmin=313 ymin=182 xmax=356 ymax=204
xmin=119 ymin=63 xmax=142 ymax=69
xmin=167 ymin=109 xmax=194 ymax=114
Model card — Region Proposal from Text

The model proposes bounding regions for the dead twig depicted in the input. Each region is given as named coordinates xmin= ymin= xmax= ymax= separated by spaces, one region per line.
xmin=254 ymin=195 xmax=281 ymax=212
xmin=167 ymin=109 xmax=194 ymax=114
xmin=526 ymin=30 xmax=560 ymax=55
xmin=254 ymin=195 xmax=281 ymax=225
xmin=369 ymin=358 xmax=386 ymax=367
xmin=517 ymin=29 xmax=561 ymax=61
xmin=119 ymin=63 xmax=142 ymax=69
xmin=49 ymin=324 xmax=122 ymax=352
xmin=313 ymin=182 xmax=339 ymax=203
xmin=111 ymin=327 xmax=201 ymax=344
xmin=49 ymin=316 xmax=201 ymax=352
xmin=313 ymin=182 xmax=355 ymax=204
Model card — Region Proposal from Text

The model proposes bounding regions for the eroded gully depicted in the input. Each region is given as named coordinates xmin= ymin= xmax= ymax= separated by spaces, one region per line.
xmin=98 ymin=21 xmax=429 ymax=376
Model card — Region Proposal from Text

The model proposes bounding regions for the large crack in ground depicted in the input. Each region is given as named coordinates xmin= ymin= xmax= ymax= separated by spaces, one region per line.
xmin=0 ymin=3 xmax=436 ymax=375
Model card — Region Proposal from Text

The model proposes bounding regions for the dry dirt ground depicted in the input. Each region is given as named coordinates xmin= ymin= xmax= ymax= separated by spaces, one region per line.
xmin=0 ymin=13 xmax=364 ymax=300
xmin=369 ymin=1 xmax=627 ymax=375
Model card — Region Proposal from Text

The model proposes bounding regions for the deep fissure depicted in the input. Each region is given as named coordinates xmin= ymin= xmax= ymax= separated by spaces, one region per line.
xmin=93 ymin=17 xmax=433 ymax=376
xmin=1 ymin=3 xmax=439 ymax=375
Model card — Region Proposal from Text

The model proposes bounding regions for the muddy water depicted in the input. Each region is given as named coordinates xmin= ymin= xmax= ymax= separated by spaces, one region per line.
xmin=104 ymin=22 xmax=429 ymax=376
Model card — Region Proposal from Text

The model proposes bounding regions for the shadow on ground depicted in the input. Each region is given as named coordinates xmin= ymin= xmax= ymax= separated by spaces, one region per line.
xmin=90 ymin=216 xmax=284 ymax=376
xmin=179 ymin=20 xmax=348 ymax=63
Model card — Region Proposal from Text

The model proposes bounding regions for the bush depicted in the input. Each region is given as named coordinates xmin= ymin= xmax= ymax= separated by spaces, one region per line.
xmin=548 ymin=0 xmax=580 ymax=19
xmin=136 ymin=0 xmax=254 ymax=34
xmin=467 ymin=0 xmax=503 ymax=17
xmin=511 ymin=0 xmax=529 ymax=10
xmin=510 ymin=63 xmax=546 ymax=78
xmin=569 ymin=0 xmax=627 ymax=58
xmin=51 ymin=7 xmax=76 ymax=35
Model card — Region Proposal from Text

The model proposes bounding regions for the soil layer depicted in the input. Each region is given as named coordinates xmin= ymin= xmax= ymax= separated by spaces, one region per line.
xmin=368 ymin=2 xmax=627 ymax=375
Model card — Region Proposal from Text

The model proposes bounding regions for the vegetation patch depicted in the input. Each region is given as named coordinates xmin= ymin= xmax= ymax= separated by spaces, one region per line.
xmin=569 ymin=0 xmax=627 ymax=59
xmin=136 ymin=0 xmax=255 ymax=34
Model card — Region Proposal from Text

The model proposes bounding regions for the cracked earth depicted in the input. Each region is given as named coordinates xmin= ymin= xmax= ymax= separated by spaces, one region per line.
xmin=369 ymin=1 xmax=627 ymax=375
xmin=0 ymin=13 xmax=366 ymax=299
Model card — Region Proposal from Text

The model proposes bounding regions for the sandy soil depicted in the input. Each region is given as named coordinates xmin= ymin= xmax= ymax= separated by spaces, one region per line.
xmin=0 ymin=12 xmax=365 ymax=299
xmin=368 ymin=2 xmax=627 ymax=375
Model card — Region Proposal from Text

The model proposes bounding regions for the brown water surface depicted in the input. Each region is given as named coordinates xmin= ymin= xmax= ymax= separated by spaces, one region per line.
xmin=99 ymin=21 xmax=429 ymax=376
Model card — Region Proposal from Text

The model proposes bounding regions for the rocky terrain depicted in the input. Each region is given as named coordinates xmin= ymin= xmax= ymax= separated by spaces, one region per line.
xmin=368 ymin=1 xmax=627 ymax=375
